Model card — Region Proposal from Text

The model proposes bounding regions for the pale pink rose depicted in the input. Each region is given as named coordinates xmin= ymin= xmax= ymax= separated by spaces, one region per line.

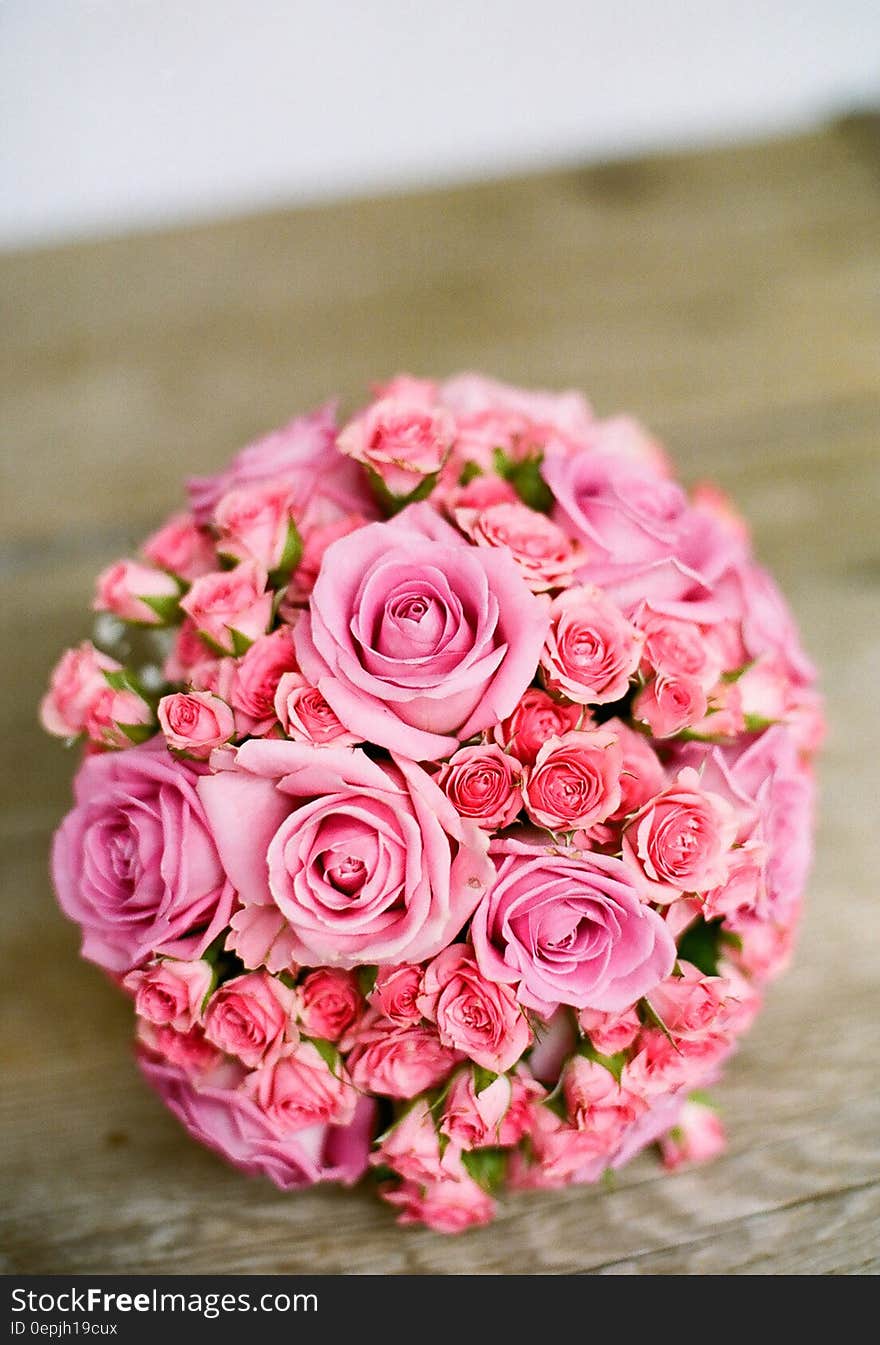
xmin=136 ymin=1021 xmax=221 ymax=1076
xmin=202 ymin=971 xmax=296 ymax=1067
xmin=577 ymin=1005 xmax=640 ymax=1054
xmin=199 ymin=740 xmax=492 ymax=969
xmin=51 ymin=740 xmax=233 ymax=973
xmin=283 ymin=514 xmax=369 ymax=605
xmin=492 ymin=687 xmax=583 ymax=766
xmin=94 ymin=559 xmax=180 ymax=626
xmin=737 ymin=656 xmax=791 ymax=723
xmin=436 ymin=744 xmax=523 ymax=830
xmin=344 ymin=1011 xmax=461 ymax=1099
xmin=243 ymin=1041 xmax=357 ymax=1131
xmin=716 ymin=960 xmax=763 ymax=1034
xmin=660 ymin=1100 xmax=727 ymax=1170
xmin=636 ymin=610 xmax=722 ymax=691
xmin=701 ymin=842 xmax=766 ymax=925
xmin=381 ymin=1170 xmax=496 ymax=1233
xmin=83 ymin=685 xmax=154 ymax=749
xmin=735 ymin=562 xmax=815 ymax=685
xmin=440 ymin=1071 xmax=514 ymax=1148
xmin=602 ymin=718 xmax=666 ymax=819
xmin=622 ymin=767 xmax=737 ymax=902
xmin=540 ymin=586 xmax=643 ymax=703
xmin=371 ymin=1098 xmax=450 ymax=1184
xmin=187 ymin=403 xmax=377 ymax=532
xmin=646 ymin=961 xmax=730 ymax=1040
xmin=455 ymin=500 xmax=581 ymax=593
xmin=473 ymin=836 xmax=675 ymax=1014
xmin=691 ymin=482 xmax=751 ymax=544
xmin=294 ymin=504 xmax=549 ymax=761
xmin=225 ymin=905 xmax=301 ymax=977
xmin=295 ymin=969 xmax=362 ymax=1042
xmin=418 ymin=944 xmax=532 ymax=1073
xmin=124 ymin=957 xmax=212 ymax=1032
xmin=610 ymin=1091 xmax=685 ymax=1169
xmin=523 ymin=729 xmax=623 ymax=831
xmin=139 ymin=1051 xmax=375 ymax=1190
xmin=215 ymin=481 xmax=299 ymax=571
xmin=163 ymin=619 xmax=212 ymax=683
xmin=180 ymin=561 xmax=273 ymax=655
xmin=509 ymin=1103 xmax=607 ymax=1189
xmin=230 ymin=628 xmax=298 ymax=733
xmin=158 ymin=691 xmax=235 ymax=757
xmin=562 ymin=1057 xmax=645 ymax=1138
xmin=337 ymin=394 xmax=455 ymax=496
xmin=733 ymin=916 xmax=798 ymax=983
xmin=368 ymin=964 xmax=424 ymax=1025
xmin=40 ymin=642 xmax=123 ymax=738
xmin=142 ymin=512 xmax=216 ymax=581
xmin=273 ymin=673 xmax=360 ymax=746
xmin=584 ymin=415 xmax=671 ymax=474
xmin=633 ymin=674 xmax=708 ymax=738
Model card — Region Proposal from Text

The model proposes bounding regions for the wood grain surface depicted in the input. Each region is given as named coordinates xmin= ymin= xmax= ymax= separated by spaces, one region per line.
xmin=1 ymin=120 xmax=879 ymax=1275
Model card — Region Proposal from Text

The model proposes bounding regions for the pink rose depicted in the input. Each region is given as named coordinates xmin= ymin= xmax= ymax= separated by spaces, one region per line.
xmin=368 ymin=964 xmax=424 ymax=1025
xmin=137 ymin=1021 xmax=221 ymax=1075
xmin=200 ymin=740 xmax=492 ymax=969
xmin=473 ymin=836 xmax=675 ymax=1014
xmin=735 ymin=563 xmax=815 ymax=684
xmin=230 ymin=628 xmax=298 ymax=733
xmin=622 ymin=767 xmax=737 ymax=902
xmin=602 ymin=718 xmax=666 ymax=819
xmin=187 ymin=403 xmax=377 ymax=531
xmin=243 ymin=1041 xmax=357 ymax=1131
xmin=733 ymin=917 xmax=797 ymax=983
xmin=381 ymin=1170 xmax=495 ymax=1233
xmin=163 ymin=619 xmax=211 ymax=683
xmin=294 ymin=505 xmax=549 ymax=761
xmin=660 ymin=1100 xmax=726 ymax=1170
xmin=40 ymin=642 xmax=123 ymax=738
xmin=633 ymin=674 xmax=708 ymax=737
xmin=509 ymin=1104 xmax=606 ymax=1189
xmin=636 ymin=610 xmax=721 ymax=690
xmin=562 ymin=1057 xmax=645 ymax=1138
xmin=142 ymin=512 xmax=216 ymax=581
xmin=372 ymin=1098 xmax=450 ymax=1184
xmin=492 ymin=687 xmax=583 ymax=766
xmin=440 ymin=1070 xmax=541 ymax=1149
xmin=94 ymin=559 xmax=180 ymax=626
xmin=139 ymin=1052 xmax=375 ymax=1190
xmin=180 ymin=561 xmax=273 ymax=655
xmin=337 ymin=394 xmax=455 ymax=497
xmin=610 ymin=1092 xmax=686 ymax=1169
xmin=295 ymin=969 xmax=362 ymax=1042
xmin=418 ymin=944 xmax=532 ymax=1073
xmin=454 ymin=501 xmax=581 ymax=592
xmin=203 ymin=970 xmax=296 ymax=1067
xmin=647 ymin=961 xmax=730 ymax=1040
xmin=273 ymin=673 xmax=360 ymax=746
xmin=440 ymin=372 xmax=594 ymax=467
xmin=540 ymin=586 xmax=643 ymax=703
xmin=344 ymin=1010 xmax=461 ymax=1098
xmin=215 ymin=481 xmax=300 ymax=572
xmin=158 ymin=691 xmax=235 ymax=758
xmin=523 ymin=729 xmax=623 ymax=831
xmin=626 ymin=1027 xmax=731 ymax=1099
xmin=51 ymin=740 xmax=233 ymax=974
xmin=444 ymin=475 xmax=518 ymax=513
xmin=436 ymin=744 xmax=523 ymax=830
xmin=124 ymin=957 xmax=212 ymax=1032
xmin=577 ymin=1005 xmax=641 ymax=1054
xmin=83 ymin=684 xmax=154 ymax=750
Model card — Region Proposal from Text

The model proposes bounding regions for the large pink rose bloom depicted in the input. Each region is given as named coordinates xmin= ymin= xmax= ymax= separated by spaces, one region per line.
xmin=138 ymin=1053 xmax=375 ymax=1191
xmin=472 ymin=836 xmax=675 ymax=1015
xmin=198 ymin=739 xmax=493 ymax=969
xmin=294 ymin=504 xmax=549 ymax=761
xmin=51 ymin=740 xmax=234 ymax=974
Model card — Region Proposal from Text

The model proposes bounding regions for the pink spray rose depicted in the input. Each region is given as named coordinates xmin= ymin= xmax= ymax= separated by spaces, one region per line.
xmin=368 ymin=964 xmax=424 ymax=1025
xmin=440 ymin=1071 xmax=512 ymax=1148
xmin=94 ymin=559 xmax=180 ymax=626
xmin=199 ymin=740 xmax=493 ymax=969
xmin=158 ymin=691 xmax=235 ymax=757
xmin=632 ymin=674 xmax=708 ymax=738
xmin=646 ymin=961 xmax=731 ymax=1040
xmin=577 ymin=1005 xmax=641 ymax=1054
xmin=418 ymin=944 xmax=532 ymax=1073
xmin=337 ymin=393 xmax=455 ymax=497
xmin=273 ymin=673 xmax=360 ymax=746
xmin=562 ymin=1057 xmax=645 ymax=1138
xmin=51 ymin=740 xmax=234 ymax=973
xmin=509 ymin=1103 xmax=607 ymax=1190
xmin=602 ymin=718 xmax=666 ymax=819
xmin=472 ymin=836 xmax=676 ymax=1015
xmin=294 ymin=505 xmax=549 ymax=761
xmin=124 ymin=957 xmax=212 ymax=1032
xmin=180 ymin=561 xmax=273 ymax=655
xmin=40 ymin=642 xmax=123 ymax=738
xmin=142 ymin=512 xmax=216 ymax=581
xmin=243 ymin=1041 xmax=357 ymax=1131
xmin=229 ymin=628 xmax=298 ymax=733
xmin=139 ymin=1052 xmax=374 ymax=1190
xmin=622 ymin=767 xmax=737 ymax=902
xmin=203 ymin=970 xmax=296 ymax=1067
xmin=540 ymin=586 xmax=643 ymax=703
xmin=659 ymin=1100 xmax=727 ymax=1170
xmin=522 ymin=729 xmax=623 ymax=831
xmin=83 ymin=684 xmax=154 ymax=750
xmin=436 ymin=744 xmax=523 ymax=830
xmin=295 ymin=969 xmax=362 ymax=1042
xmin=381 ymin=1169 xmax=496 ymax=1234
xmin=344 ymin=1011 xmax=461 ymax=1099
xmin=636 ymin=610 xmax=722 ymax=690
xmin=215 ymin=481 xmax=300 ymax=572
xmin=137 ymin=1021 xmax=221 ymax=1075
xmin=492 ymin=687 xmax=583 ymax=765
xmin=372 ymin=1098 xmax=451 ymax=1184
xmin=440 ymin=371 xmax=593 ymax=470
xmin=454 ymin=500 xmax=581 ymax=592
xmin=610 ymin=1092 xmax=686 ymax=1170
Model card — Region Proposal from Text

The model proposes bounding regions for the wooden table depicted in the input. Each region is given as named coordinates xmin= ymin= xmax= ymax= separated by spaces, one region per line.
xmin=2 ymin=121 xmax=879 ymax=1276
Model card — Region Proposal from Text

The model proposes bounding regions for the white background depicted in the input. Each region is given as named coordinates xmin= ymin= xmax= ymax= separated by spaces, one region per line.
xmin=2 ymin=0 xmax=879 ymax=250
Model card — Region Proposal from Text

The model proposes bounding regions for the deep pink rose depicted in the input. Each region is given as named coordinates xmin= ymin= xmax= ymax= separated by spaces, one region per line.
xmin=273 ymin=673 xmax=360 ymax=746
xmin=158 ymin=691 xmax=235 ymax=758
xmin=137 ymin=1021 xmax=221 ymax=1075
xmin=295 ymin=969 xmax=362 ymax=1042
xmin=203 ymin=970 xmax=296 ymax=1067
xmin=344 ymin=1010 xmax=461 ymax=1099
xmin=138 ymin=1052 xmax=375 ymax=1190
xmin=294 ymin=505 xmax=549 ymax=761
xmin=215 ymin=481 xmax=300 ymax=572
xmin=440 ymin=1070 xmax=543 ymax=1149
xmin=562 ymin=1057 xmax=645 ymax=1138
xmin=577 ymin=1005 xmax=641 ymax=1054
xmin=602 ymin=718 xmax=666 ymax=819
xmin=632 ymin=674 xmax=708 ymax=737
xmin=418 ymin=944 xmax=532 ymax=1073
xmin=371 ymin=1098 xmax=450 ymax=1184
xmin=368 ymin=964 xmax=424 ymax=1025
xmin=492 ymin=687 xmax=583 ymax=766
xmin=472 ymin=836 xmax=675 ymax=1014
xmin=199 ymin=740 xmax=492 ymax=969
xmin=51 ymin=741 xmax=233 ymax=974
xmin=522 ymin=729 xmax=623 ymax=831
xmin=243 ymin=1041 xmax=357 ymax=1131
xmin=180 ymin=561 xmax=273 ymax=655
xmin=540 ymin=586 xmax=643 ymax=703
xmin=622 ymin=766 xmax=738 ymax=902
xmin=659 ymin=1100 xmax=726 ymax=1170
xmin=381 ymin=1170 xmax=496 ymax=1233
xmin=94 ymin=559 xmax=180 ymax=626
xmin=230 ymin=628 xmax=298 ymax=733
xmin=124 ymin=958 xmax=213 ymax=1032
xmin=436 ymin=744 xmax=523 ymax=830
xmin=508 ymin=1104 xmax=607 ymax=1189
xmin=40 ymin=642 xmax=123 ymax=738
xmin=337 ymin=394 xmax=455 ymax=496
xmin=142 ymin=512 xmax=216 ymax=581
xmin=454 ymin=500 xmax=581 ymax=592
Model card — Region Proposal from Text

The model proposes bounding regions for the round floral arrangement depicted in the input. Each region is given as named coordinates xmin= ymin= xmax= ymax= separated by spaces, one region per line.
xmin=42 ymin=373 xmax=823 ymax=1232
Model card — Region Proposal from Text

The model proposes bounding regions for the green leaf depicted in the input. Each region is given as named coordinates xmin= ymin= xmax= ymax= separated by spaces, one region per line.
xmin=356 ymin=965 xmax=378 ymax=997
xmin=461 ymin=1147 xmax=508 ymax=1193
xmin=721 ymin=661 xmax=755 ymax=684
xmin=102 ymin=668 xmax=138 ymax=693
xmin=139 ymin=592 xmax=182 ymax=626
xmin=458 ymin=460 xmax=483 ymax=486
xmin=307 ymin=1036 xmax=341 ymax=1072
xmin=472 ymin=1064 xmax=498 ymax=1096
xmin=228 ymin=627 xmax=254 ymax=657
xmin=676 ymin=917 xmax=724 ymax=977
xmin=577 ymin=1040 xmax=628 ymax=1083
xmin=743 ymin=713 xmax=775 ymax=733
xmin=116 ymin=721 xmax=156 ymax=745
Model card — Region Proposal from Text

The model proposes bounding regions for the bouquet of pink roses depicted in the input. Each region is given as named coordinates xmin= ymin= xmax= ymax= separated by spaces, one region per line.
xmin=42 ymin=373 xmax=822 ymax=1232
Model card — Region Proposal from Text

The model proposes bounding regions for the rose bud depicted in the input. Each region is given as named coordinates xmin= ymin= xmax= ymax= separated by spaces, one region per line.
xmin=94 ymin=559 xmax=180 ymax=626
xmin=158 ymin=691 xmax=235 ymax=758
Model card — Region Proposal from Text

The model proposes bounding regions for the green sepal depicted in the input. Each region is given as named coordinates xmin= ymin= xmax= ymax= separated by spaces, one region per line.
xmin=102 ymin=667 xmax=140 ymax=694
xmin=638 ymin=997 xmax=677 ymax=1045
xmin=139 ymin=592 xmax=182 ymax=626
xmin=356 ymin=965 xmax=378 ymax=997
xmin=472 ymin=1064 xmax=499 ymax=1096
xmin=228 ymin=627 xmax=254 ymax=657
xmin=197 ymin=630 xmax=231 ymax=658
xmin=277 ymin=970 xmax=299 ymax=991
xmin=491 ymin=447 xmax=554 ymax=513
xmin=541 ymin=1091 xmax=569 ymax=1122
xmin=365 ymin=465 xmax=441 ymax=517
xmin=458 ymin=460 xmax=483 ymax=486
xmin=461 ymin=1146 xmax=507 ymax=1193
xmin=577 ymin=1039 xmax=628 ymax=1083
xmin=743 ymin=713 xmax=775 ymax=733
xmin=721 ymin=661 xmax=755 ymax=684
xmin=116 ymin=721 xmax=156 ymax=745
xmin=268 ymin=520 xmax=303 ymax=586
xmin=307 ymin=1036 xmax=341 ymax=1072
